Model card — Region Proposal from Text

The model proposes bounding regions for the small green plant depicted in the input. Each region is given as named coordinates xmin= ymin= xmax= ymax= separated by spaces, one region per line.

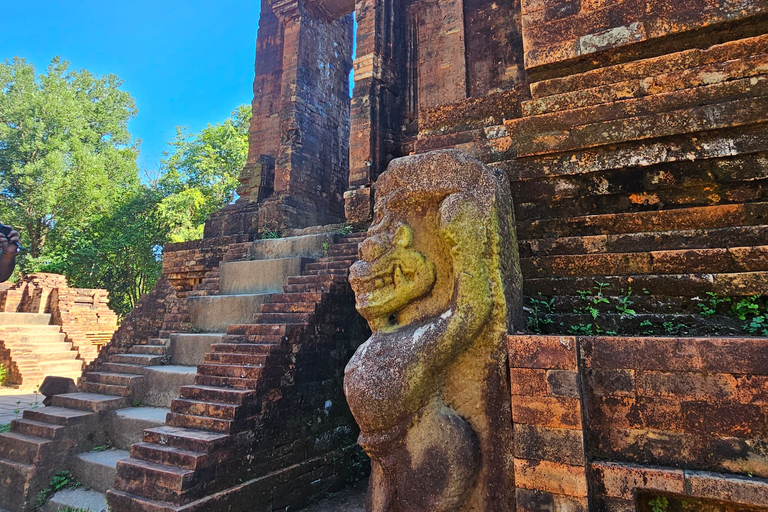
xmin=732 ymin=295 xmax=768 ymax=336
xmin=615 ymin=287 xmax=636 ymax=318
xmin=337 ymin=222 xmax=354 ymax=235
xmin=0 ymin=363 xmax=6 ymax=386
xmin=132 ymin=399 xmax=144 ymax=407
xmin=92 ymin=439 xmax=113 ymax=452
xmin=59 ymin=507 xmax=89 ymax=512
xmin=698 ymin=291 xmax=730 ymax=317
xmin=663 ymin=321 xmax=688 ymax=335
xmin=525 ymin=293 xmax=555 ymax=334
xmin=36 ymin=470 xmax=80 ymax=507
xmin=260 ymin=229 xmax=281 ymax=239
xmin=639 ymin=319 xmax=654 ymax=335
xmin=570 ymin=282 xmax=611 ymax=335
xmin=0 ymin=423 xmax=10 ymax=433
xmin=649 ymin=496 xmax=669 ymax=512
xmin=322 ymin=242 xmax=330 ymax=253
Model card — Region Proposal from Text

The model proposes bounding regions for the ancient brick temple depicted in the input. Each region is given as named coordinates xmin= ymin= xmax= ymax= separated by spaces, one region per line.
xmin=1 ymin=0 xmax=768 ymax=511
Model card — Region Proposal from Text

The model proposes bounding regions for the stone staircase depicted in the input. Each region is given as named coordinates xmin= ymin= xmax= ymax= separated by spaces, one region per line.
xmin=0 ymin=232 xmax=366 ymax=511
xmin=106 ymin=233 xmax=367 ymax=512
xmin=0 ymin=312 xmax=83 ymax=389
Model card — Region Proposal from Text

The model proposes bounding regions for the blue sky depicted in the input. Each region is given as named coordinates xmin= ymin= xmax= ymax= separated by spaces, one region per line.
xmin=0 ymin=1 xmax=261 ymax=171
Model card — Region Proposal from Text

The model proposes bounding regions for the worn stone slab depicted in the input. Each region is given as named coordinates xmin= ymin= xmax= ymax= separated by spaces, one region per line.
xmin=73 ymin=449 xmax=130 ymax=493
xmin=43 ymin=488 xmax=108 ymax=512
xmin=111 ymin=407 xmax=170 ymax=450
xmin=142 ymin=366 xmax=197 ymax=409
xmin=219 ymin=258 xmax=306 ymax=295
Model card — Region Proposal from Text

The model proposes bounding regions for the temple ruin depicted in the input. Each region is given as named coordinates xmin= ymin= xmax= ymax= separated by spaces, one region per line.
xmin=1 ymin=0 xmax=767 ymax=510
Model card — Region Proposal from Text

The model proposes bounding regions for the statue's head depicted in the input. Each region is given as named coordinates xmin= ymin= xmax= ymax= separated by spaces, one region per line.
xmin=349 ymin=223 xmax=436 ymax=331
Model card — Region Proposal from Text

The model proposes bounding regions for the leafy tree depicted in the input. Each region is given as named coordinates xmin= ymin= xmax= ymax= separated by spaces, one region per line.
xmin=0 ymin=56 xmax=140 ymax=259
xmin=157 ymin=105 xmax=251 ymax=242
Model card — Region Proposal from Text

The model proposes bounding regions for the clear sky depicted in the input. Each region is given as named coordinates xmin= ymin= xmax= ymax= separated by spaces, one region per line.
xmin=0 ymin=1 xmax=261 ymax=171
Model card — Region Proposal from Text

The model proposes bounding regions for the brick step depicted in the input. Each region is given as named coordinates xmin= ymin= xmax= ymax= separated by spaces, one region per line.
xmin=253 ymin=312 xmax=313 ymax=324
xmin=217 ymin=333 xmax=287 ymax=344
xmin=283 ymin=283 xmax=347 ymax=294
xmin=178 ymin=385 xmax=257 ymax=405
xmin=51 ymin=392 xmax=128 ymax=412
xmin=285 ymin=274 xmax=346 ymax=285
xmin=520 ymin=225 xmax=768 ymax=258
xmin=524 ymin=271 xmax=768 ymax=298
xmin=167 ymin=412 xmax=251 ymax=434
xmin=170 ymin=399 xmax=243 ymax=420
xmin=11 ymin=419 xmax=64 ymax=440
xmin=197 ymin=363 xmax=264 ymax=380
xmin=263 ymin=292 xmax=323 ymax=304
xmin=530 ymin=33 xmax=768 ymax=99
xmin=260 ymin=302 xmax=317 ymax=314
xmin=101 ymin=362 xmax=146 ymax=374
xmin=0 ymin=312 xmax=52 ymax=325
xmin=23 ymin=406 xmax=95 ymax=426
xmin=29 ymin=350 xmax=79 ymax=361
xmin=12 ymin=333 xmax=67 ymax=343
xmin=0 ymin=325 xmax=62 ymax=333
xmin=326 ymin=246 xmax=359 ymax=257
xmin=129 ymin=345 xmax=168 ymax=355
xmin=142 ymin=426 xmax=230 ymax=453
xmin=305 ymin=260 xmax=355 ymax=270
xmin=85 ymin=372 xmax=144 ymax=386
xmin=110 ymin=353 xmax=165 ymax=366
xmin=37 ymin=359 xmax=83 ymax=373
xmin=517 ymin=203 xmax=768 ymax=240
xmin=195 ymin=374 xmax=262 ymax=389
xmin=81 ymin=381 xmax=132 ymax=397
xmin=524 ymin=51 xmax=768 ymax=116
xmin=0 ymin=432 xmax=51 ymax=464
xmin=130 ymin=442 xmax=210 ymax=471
xmin=226 ymin=323 xmax=289 ymax=336
xmin=522 ymin=245 xmax=768 ymax=277
xmin=204 ymin=353 xmax=268 ymax=366
xmin=304 ymin=269 xmax=349 ymax=276
xmin=114 ymin=458 xmax=197 ymax=502
xmin=209 ymin=343 xmax=284 ymax=355
xmin=506 ymin=88 xmax=768 ymax=157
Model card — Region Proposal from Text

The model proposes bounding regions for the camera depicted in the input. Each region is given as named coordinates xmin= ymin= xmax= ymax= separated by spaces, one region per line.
xmin=0 ymin=223 xmax=24 ymax=252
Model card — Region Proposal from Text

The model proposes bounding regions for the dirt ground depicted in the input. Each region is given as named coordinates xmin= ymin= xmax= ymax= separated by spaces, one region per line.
xmin=298 ymin=479 xmax=367 ymax=512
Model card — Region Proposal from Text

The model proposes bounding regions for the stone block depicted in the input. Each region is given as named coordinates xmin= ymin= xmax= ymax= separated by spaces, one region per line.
xmin=512 ymin=395 xmax=583 ymax=429
xmin=142 ymin=366 xmax=197 ymax=408
xmin=187 ymin=294 xmax=273 ymax=333
xmin=170 ymin=333 xmax=224 ymax=366
xmin=514 ymin=458 xmax=588 ymax=497
xmin=592 ymin=461 xmax=685 ymax=500
xmin=219 ymin=258 xmax=306 ymax=295
xmin=508 ymin=335 xmax=578 ymax=370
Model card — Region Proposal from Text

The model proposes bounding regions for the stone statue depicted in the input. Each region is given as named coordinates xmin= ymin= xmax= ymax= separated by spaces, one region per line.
xmin=345 ymin=150 xmax=523 ymax=511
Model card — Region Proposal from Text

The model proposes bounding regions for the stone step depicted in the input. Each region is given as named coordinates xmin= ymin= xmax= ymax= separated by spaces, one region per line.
xmin=170 ymin=333 xmax=225 ymax=366
xmin=0 ymin=431 xmax=52 ymax=465
xmin=187 ymin=294 xmax=274 ymax=333
xmin=259 ymin=301 xmax=317 ymax=314
xmin=203 ymin=352 xmax=268 ymax=366
xmin=130 ymin=442 xmax=209 ymax=471
xmin=128 ymin=344 xmax=168 ymax=355
xmin=23 ymin=406 xmax=95 ymax=426
xmin=142 ymin=366 xmax=198 ymax=408
xmin=283 ymin=282 xmax=346 ymax=294
xmin=101 ymin=362 xmax=146 ymax=374
xmin=219 ymin=257 xmax=307 ymax=295
xmin=195 ymin=374 xmax=262 ymax=389
xmin=110 ymin=407 xmax=170 ymax=450
xmin=33 ymin=350 xmax=79 ymax=361
xmin=170 ymin=399 xmax=242 ymax=420
xmin=305 ymin=260 xmax=354 ymax=270
xmin=264 ymin=292 xmax=324 ymax=303
xmin=11 ymin=418 xmax=65 ymax=440
xmin=166 ymin=412 xmax=244 ymax=434
xmin=226 ymin=323 xmax=289 ymax=336
xmin=304 ymin=269 xmax=349 ymax=276
xmin=0 ymin=458 xmax=35 ymax=511
xmin=38 ymin=359 xmax=84 ymax=373
xmin=110 ymin=353 xmax=165 ymax=366
xmin=218 ymin=332 xmax=288 ymax=344
xmin=81 ymin=381 xmax=132 ymax=397
xmin=285 ymin=274 xmax=346 ymax=286
xmin=243 ymin=232 xmax=335 ymax=260
xmin=0 ymin=325 xmax=63 ymax=333
xmin=253 ymin=312 xmax=313 ymax=324
xmin=86 ymin=372 xmax=144 ymax=387
xmin=141 ymin=426 xmax=230 ymax=453
xmin=209 ymin=342 xmax=282 ymax=356
xmin=73 ymin=449 xmax=130 ymax=493
xmin=113 ymin=458 xmax=196 ymax=502
xmin=0 ymin=312 xmax=51 ymax=325
xmin=43 ymin=488 xmax=108 ymax=512
xmin=178 ymin=385 xmax=257 ymax=405
xmin=197 ymin=363 xmax=264 ymax=380
xmin=51 ymin=392 xmax=128 ymax=412
xmin=14 ymin=333 xmax=68 ymax=344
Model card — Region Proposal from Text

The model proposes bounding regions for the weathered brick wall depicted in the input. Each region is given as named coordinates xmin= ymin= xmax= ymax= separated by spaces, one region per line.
xmin=509 ymin=334 xmax=768 ymax=511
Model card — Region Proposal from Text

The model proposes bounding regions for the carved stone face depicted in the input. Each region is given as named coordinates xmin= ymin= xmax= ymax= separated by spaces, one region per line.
xmin=349 ymin=223 xmax=437 ymax=331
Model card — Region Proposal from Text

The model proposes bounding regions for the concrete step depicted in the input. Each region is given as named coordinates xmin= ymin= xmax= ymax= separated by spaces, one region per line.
xmin=243 ymin=232 xmax=334 ymax=260
xmin=73 ymin=449 xmax=130 ymax=493
xmin=43 ymin=488 xmax=108 ymax=512
xmin=187 ymin=294 xmax=274 ymax=333
xmin=110 ymin=407 xmax=170 ymax=450
xmin=218 ymin=257 xmax=308 ymax=295
xmin=169 ymin=333 xmax=225 ymax=366
xmin=142 ymin=366 xmax=198 ymax=408
xmin=51 ymin=393 xmax=128 ymax=412
xmin=0 ymin=312 xmax=51 ymax=325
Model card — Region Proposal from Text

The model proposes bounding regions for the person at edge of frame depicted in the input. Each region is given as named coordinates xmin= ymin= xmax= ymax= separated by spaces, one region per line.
xmin=0 ymin=225 xmax=20 ymax=282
